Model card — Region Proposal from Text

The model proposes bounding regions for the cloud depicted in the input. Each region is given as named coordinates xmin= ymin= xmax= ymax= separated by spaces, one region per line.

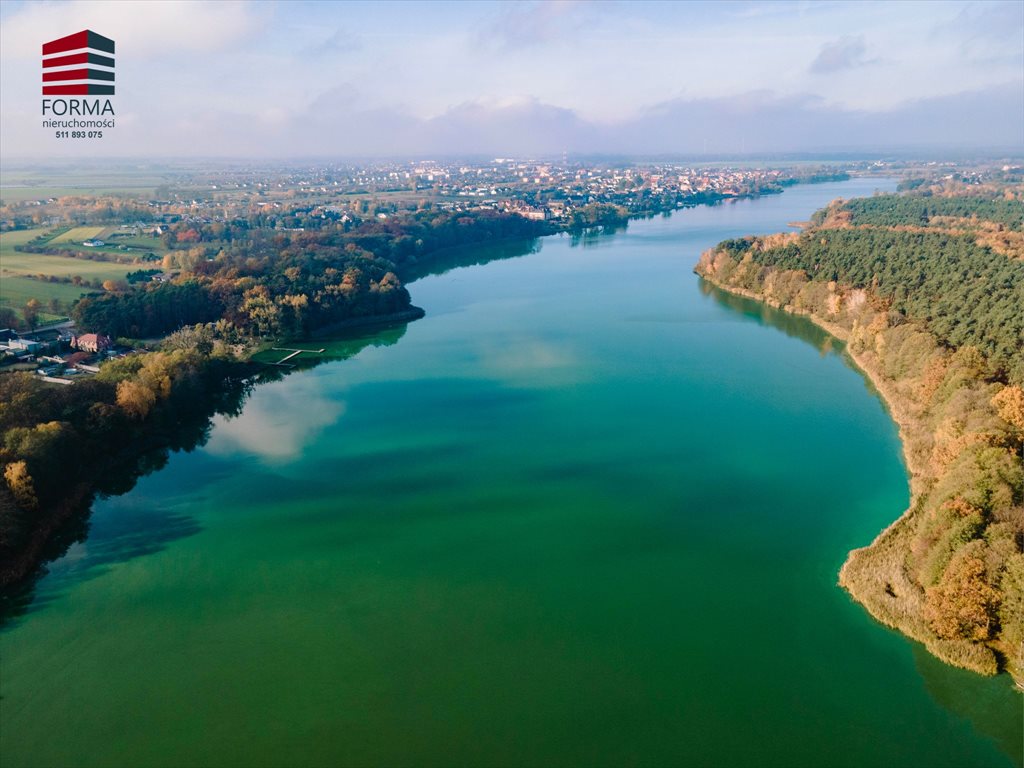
xmin=2 ymin=0 xmax=1021 ymax=158
xmin=932 ymin=1 xmax=1024 ymax=64
xmin=623 ymin=84 xmax=1023 ymax=153
xmin=286 ymin=83 xmax=1023 ymax=156
xmin=810 ymin=35 xmax=871 ymax=73
xmin=288 ymin=90 xmax=592 ymax=156
xmin=476 ymin=0 xmax=598 ymax=51
xmin=7 ymin=82 xmax=1021 ymax=159
xmin=307 ymin=26 xmax=363 ymax=57
xmin=422 ymin=99 xmax=595 ymax=155
xmin=0 ymin=0 xmax=263 ymax=59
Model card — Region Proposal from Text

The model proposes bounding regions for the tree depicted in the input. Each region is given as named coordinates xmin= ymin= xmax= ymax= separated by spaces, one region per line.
xmin=23 ymin=299 xmax=41 ymax=330
xmin=164 ymin=324 xmax=215 ymax=356
xmin=116 ymin=379 xmax=157 ymax=420
xmin=276 ymin=294 xmax=309 ymax=337
xmin=992 ymin=386 xmax=1024 ymax=432
xmin=924 ymin=551 xmax=1001 ymax=642
xmin=0 ymin=482 xmax=23 ymax=551
xmin=3 ymin=461 xmax=38 ymax=511
xmin=241 ymin=286 xmax=281 ymax=337
xmin=998 ymin=555 xmax=1024 ymax=673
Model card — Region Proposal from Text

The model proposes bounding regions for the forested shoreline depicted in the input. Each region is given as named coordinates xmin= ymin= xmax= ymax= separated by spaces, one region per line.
xmin=0 ymin=210 xmax=550 ymax=591
xmin=0 ymin=352 xmax=252 ymax=589
xmin=695 ymin=189 xmax=1024 ymax=687
xmin=3 ymin=178 xmax=833 ymax=591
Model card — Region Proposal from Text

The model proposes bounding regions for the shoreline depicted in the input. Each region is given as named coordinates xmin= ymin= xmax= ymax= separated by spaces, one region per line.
xmin=695 ymin=273 xmax=1020 ymax=686
xmin=307 ymin=306 xmax=426 ymax=339
xmin=0 ymin=482 xmax=91 ymax=589
xmin=0 ymin=178 xmax=862 ymax=595
xmin=0 ymin=309 xmax=426 ymax=593
xmin=695 ymin=279 xmax=921 ymax=490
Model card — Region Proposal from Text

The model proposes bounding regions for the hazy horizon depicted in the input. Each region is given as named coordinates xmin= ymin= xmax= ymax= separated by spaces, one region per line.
xmin=1 ymin=0 xmax=1022 ymax=158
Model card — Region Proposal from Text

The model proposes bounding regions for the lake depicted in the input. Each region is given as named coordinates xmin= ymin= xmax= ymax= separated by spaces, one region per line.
xmin=2 ymin=179 xmax=1021 ymax=767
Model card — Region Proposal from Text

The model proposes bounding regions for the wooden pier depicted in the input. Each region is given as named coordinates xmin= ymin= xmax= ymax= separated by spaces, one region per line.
xmin=269 ymin=347 xmax=326 ymax=367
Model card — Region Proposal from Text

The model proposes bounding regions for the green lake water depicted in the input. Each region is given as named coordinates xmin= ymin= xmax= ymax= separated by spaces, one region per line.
xmin=2 ymin=179 xmax=1021 ymax=767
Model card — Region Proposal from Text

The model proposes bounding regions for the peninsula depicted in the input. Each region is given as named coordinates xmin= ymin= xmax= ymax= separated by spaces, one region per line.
xmin=696 ymin=178 xmax=1024 ymax=687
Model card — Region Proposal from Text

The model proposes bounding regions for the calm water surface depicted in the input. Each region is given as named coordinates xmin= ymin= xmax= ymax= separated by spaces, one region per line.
xmin=2 ymin=179 xmax=1021 ymax=767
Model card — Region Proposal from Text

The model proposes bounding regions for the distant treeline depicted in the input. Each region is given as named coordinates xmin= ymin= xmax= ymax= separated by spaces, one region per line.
xmin=780 ymin=169 xmax=851 ymax=186
xmin=812 ymin=194 xmax=1023 ymax=231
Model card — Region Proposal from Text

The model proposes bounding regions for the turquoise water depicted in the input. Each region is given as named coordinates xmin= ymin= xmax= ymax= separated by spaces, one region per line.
xmin=2 ymin=179 xmax=1021 ymax=767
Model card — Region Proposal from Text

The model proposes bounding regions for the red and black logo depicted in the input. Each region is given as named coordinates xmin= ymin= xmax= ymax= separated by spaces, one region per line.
xmin=42 ymin=30 xmax=115 ymax=96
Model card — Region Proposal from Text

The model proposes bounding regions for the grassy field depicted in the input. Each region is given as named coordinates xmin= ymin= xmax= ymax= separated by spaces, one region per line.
xmin=1 ymin=252 xmax=137 ymax=280
xmin=0 ymin=168 xmax=165 ymax=202
xmin=0 ymin=274 xmax=96 ymax=309
xmin=0 ymin=228 xmax=139 ymax=313
xmin=1 ymin=228 xmax=140 ymax=279
xmin=50 ymin=226 xmax=108 ymax=244
xmin=1 ymin=228 xmax=51 ymax=271
xmin=0 ymin=186 xmax=164 ymax=203
xmin=111 ymin=234 xmax=167 ymax=250
xmin=0 ymin=229 xmax=43 ymax=249
xmin=104 ymin=233 xmax=168 ymax=255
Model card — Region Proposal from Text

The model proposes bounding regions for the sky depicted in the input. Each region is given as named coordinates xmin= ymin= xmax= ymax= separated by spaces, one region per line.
xmin=1 ymin=0 xmax=1021 ymax=158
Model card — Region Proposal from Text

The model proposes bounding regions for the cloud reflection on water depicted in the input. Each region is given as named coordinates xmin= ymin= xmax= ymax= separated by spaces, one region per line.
xmin=473 ymin=336 xmax=588 ymax=389
xmin=204 ymin=375 xmax=345 ymax=464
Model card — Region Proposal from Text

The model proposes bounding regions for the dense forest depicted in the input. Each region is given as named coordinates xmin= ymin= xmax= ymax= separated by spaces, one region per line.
xmin=71 ymin=210 xmax=547 ymax=340
xmin=713 ymin=228 xmax=1024 ymax=384
xmin=696 ymin=190 xmax=1024 ymax=686
xmin=810 ymin=193 xmax=1023 ymax=231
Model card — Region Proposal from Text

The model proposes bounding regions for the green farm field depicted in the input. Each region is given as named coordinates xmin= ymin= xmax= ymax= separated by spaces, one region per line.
xmin=1 ymin=229 xmax=139 ymax=280
xmin=0 ymin=274 xmax=97 ymax=309
xmin=49 ymin=226 xmax=108 ymax=244
xmin=1 ymin=252 xmax=137 ymax=280
xmin=0 ymin=168 xmax=165 ymax=202
xmin=0 ymin=187 xmax=133 ymax=204
xmin=106 ymin=234 xmax=168 ymax=253
xmin=0 ymin=229 xmax=43 ymax=249
xmin=0 ymin=228 xmax=137 ymax=313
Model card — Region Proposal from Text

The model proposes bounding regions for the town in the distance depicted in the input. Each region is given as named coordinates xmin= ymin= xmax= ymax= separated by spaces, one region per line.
xmin=0 ymin=155 xmax=986 ymax=376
